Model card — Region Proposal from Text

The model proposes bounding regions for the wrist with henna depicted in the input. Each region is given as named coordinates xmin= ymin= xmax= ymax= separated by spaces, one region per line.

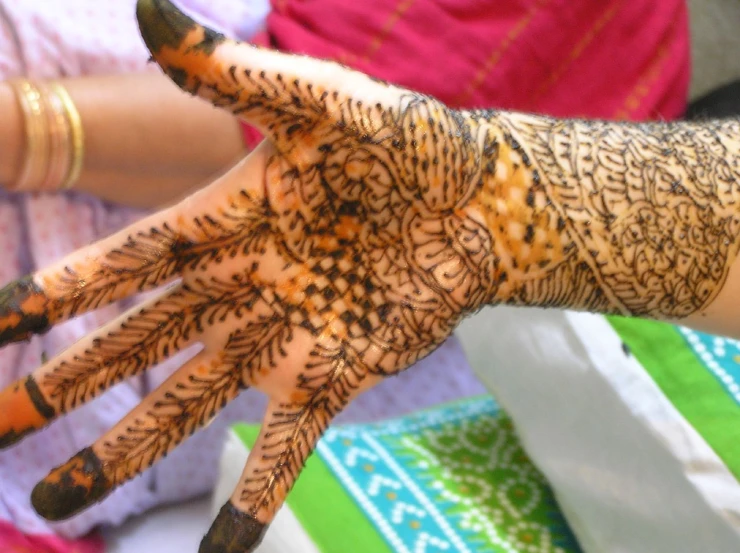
xmin=465 ymin=110 xmax=740 ymax=319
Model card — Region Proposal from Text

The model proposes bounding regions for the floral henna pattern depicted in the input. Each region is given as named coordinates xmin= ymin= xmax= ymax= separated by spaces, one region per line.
xmin=0 ymin=1 xmax=738 ymax=552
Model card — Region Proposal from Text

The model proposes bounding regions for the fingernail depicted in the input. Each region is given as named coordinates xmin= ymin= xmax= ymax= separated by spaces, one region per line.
xmin=0 ymin=276 xmax=50 ymax=345
xmin=136 ymin=0 xmax=225 ymax=56
xmin=199 ymin=501 xmax=267 ymax=553
xmin=32 ymin=448 xmax=111 ymax=521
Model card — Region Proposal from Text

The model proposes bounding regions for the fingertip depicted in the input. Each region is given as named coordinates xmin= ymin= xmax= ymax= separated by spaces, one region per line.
xmin=31 ymin=448 xmax=111 ymax=521
xmin=0 ymin=428 xmax=31 ymax=449
xmin=136 ymin=0 xmax=225 ymax=57
xmin=0 ymin=276 xmax=50 ymax=346
xmin=199 ymin=501 xmax=267 ymax=553
xmin=0 ymin=376 xmax=55 ymax=448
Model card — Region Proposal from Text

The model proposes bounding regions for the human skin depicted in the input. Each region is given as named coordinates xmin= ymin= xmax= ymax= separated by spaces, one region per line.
xmin=0 ymin=0 xmax=738 ymax=551
xmin=0 ymin=72 xmax=245 ymax=208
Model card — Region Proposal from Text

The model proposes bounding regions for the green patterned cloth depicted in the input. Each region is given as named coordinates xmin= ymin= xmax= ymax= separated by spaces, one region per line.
xmin=233 ymin=396 xmax=581 ymax=552
xmin=608 ymin=316 xmax=740 ymax=480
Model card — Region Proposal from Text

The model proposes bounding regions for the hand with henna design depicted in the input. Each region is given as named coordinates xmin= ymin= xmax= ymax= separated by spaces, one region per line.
xmin=0 ymin=1 xmax=739 ymax=552
xmin=0 ymin=1 xmax=494 ymax=550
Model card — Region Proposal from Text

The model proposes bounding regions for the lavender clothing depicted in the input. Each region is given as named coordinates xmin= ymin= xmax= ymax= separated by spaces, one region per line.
xmin=0 ymin=0 xmax=485 ymax=538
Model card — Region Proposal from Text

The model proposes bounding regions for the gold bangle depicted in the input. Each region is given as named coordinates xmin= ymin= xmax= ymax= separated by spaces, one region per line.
xmin=50 ymin=82 xmax=84 ymax=190
xmin=9 ymin=79 xmax=49 ymax=191
xmin=38 ymin=81 xmax=71 ymax=191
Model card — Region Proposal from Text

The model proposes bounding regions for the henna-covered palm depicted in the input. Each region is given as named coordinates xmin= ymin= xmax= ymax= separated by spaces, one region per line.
xmin=0 ymin=1 xmax=496 ymax=551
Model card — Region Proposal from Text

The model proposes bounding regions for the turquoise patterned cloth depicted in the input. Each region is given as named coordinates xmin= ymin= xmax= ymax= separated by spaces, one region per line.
xmin=235 ymin=396 xmax=582 ymax=552
xmin=678 ymin=327 xmax=740 ymax=404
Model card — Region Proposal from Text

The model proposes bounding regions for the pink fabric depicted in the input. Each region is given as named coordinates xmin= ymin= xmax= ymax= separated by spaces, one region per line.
xmin=242 ymin=0 xmax=689 ymax=147
xmin=0 ymin=520 xmax=104 ymax=553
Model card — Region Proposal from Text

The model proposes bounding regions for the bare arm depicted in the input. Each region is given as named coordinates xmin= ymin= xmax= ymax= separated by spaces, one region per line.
xmin=0 ymin=72 xmax=246 ymax=208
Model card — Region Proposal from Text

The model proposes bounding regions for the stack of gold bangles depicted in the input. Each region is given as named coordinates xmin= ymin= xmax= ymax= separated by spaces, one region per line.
xmin=8 ymin=79 xmax=84 ymax=192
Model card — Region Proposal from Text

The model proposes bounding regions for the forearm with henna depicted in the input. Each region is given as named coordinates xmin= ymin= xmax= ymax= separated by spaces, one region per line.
xmin=464 ymin=112 xmax=740 ymax=324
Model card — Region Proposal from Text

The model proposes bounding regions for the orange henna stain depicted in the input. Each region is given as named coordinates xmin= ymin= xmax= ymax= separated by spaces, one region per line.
xmin=275 ymin=276 xmax=307 ymax=307
xmin=0 ymin=312 xmax=22 ymax=335
xmin=44 ymin=456 xmax=95 ymax=488
xmin=289 ymin=389 xmax=311 ymax=404
xmin=345 ymin=160 xmax=370 ymax=180
xmin=197 ymin=353 xmax=226 ymax=376
xmin=335 ymin=216 xmax=362 ymax=241
xmin=196 ymin=363 xmax=209 ymax=376
xmin=176 ymin=212 xmax=212 ymax=243
xmin=9 ymin=276 xmax=55 ymax=322
xmin=300 ymin=132 xmax=319 ymax=150
xmin=19 ymin=291 xmax=47 ymax=314
xmin=477 ymin=138 xmax=565 ymax=294
xmin=153 ymin=28 xmax=236 ymax=95
xmin=0 ymin=381 xmax=47 ymax=438
xmin=316 ymin=235 xmax=338 ymax=252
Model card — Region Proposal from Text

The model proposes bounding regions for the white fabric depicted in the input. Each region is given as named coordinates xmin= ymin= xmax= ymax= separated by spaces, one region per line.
xmin=456 ymin=307 xmax=740 ymax=553
xmin=102 ymin=497 xmax=213 ymax=553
